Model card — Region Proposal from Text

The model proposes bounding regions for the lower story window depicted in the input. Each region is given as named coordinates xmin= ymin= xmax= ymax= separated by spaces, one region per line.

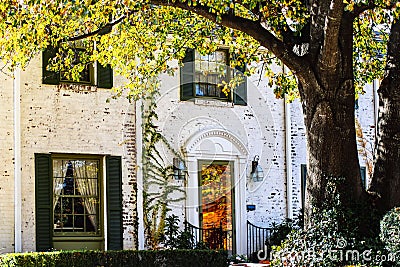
xmin=53 ymin=159 xmax=100 ymax=235
xmin=35 ymin=154 xmax=123 ymax=251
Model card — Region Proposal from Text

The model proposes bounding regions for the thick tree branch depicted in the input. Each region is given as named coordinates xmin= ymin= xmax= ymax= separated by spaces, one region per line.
xmin=318 ymin=0 xmax=344 ymax=73
xmin=352 ymin=0 xmax=376 ymax=17
xmin=352 ymin=0 xmax=397 ymax=17
xmin=149 ymin=0 xmax=309 ymax=78
xmin=67 ymin=15 xmax=126 ymax=42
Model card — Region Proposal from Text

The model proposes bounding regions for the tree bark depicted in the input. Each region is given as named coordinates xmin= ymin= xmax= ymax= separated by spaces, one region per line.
xmin=301 ymin=13 xmax=365 ymax=223
xmin=370 ymin=20 xmax=400 ymax=214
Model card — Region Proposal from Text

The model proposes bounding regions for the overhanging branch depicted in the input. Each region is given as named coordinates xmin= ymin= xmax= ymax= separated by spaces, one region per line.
xmin=149 ymin=0 xmax=308 ymax=77
xmin=67 ymin=15 xmax=126 ymax=42
xmin=352 ymin=0 xmax=397 ymax=17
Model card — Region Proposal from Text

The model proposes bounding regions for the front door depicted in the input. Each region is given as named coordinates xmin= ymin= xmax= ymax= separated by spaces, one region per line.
xmin=199 ymin=160 xmax=235 ymax=252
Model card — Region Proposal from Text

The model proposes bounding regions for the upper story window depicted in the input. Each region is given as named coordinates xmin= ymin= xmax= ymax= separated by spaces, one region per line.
xmin=59 ymin=48 xmax=93 ymax=84
xmin=42 ymin=46 xmax=113 ymax=89
xmin=180 ymin=48 xmax=247 ymax=105
xmin=194 ymin=50 xmax=229 ymax=99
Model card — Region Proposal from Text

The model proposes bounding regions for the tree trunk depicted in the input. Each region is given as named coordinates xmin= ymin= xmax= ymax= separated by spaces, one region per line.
xmin=302 ymin=81 xmax=365 ymax=222
xmin=370 ymin=20 xmax=400 ymax=214
xmin=301 ymin=15 xmax=365 ymax=223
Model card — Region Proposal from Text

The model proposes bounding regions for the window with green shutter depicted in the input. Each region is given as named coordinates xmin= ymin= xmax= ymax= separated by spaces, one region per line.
xmin=180 ymin=48 xmax=247 ymax=105
xmin=35 ymin=154 xmax=122 ymax=251
xmin=42 ymin=47 xmax=113 ymax=89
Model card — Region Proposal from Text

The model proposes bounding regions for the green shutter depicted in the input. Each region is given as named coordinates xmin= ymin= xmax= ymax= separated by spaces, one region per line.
xmin=35 ymin=153 xmax=52 ymax=251
xmin=106 ymin=156 xmax=123 ymax=250
xmin=180 ymin=48 xmax=195 ymax=101
xmin=233 ymin=63 xmax=247 ymax=106
xmin=301 ymin=164 xmax=307 ymax=209
xmin=360 ymin=167 xmax=366 ymax=189
xmin=97 ymin=63 xmax=113 ymax=89
xmin=42 ymin=47 xmax=60 ymax=85
xmin=97 ymin=20 xmax=113 ymax=89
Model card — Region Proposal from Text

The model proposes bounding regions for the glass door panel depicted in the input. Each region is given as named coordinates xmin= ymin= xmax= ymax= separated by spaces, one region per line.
xmin=199 ymin=161 xmax=234 ymax=252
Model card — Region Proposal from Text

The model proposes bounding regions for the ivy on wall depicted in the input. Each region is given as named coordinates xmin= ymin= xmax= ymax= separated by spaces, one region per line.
xmin=141 ymin=92 xmax=186 ymax=249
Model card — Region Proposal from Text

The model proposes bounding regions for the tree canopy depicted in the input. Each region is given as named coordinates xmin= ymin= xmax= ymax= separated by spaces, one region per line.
xmin=0 ymin=1 xmax=398 ymax=95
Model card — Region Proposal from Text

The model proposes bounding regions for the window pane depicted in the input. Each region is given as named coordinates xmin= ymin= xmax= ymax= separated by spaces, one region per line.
xmin=53 ymin=160 xmax=64 ymax=178
xmin=53 ymin=158 xmax=100 ymax=235
xmin=209 ymin=74 xmax=217 ymax=85
xmin=61 ymin=197 xmax=73 ymax=214
xmin=209 ymin=52 xmax=216 ymax=62
xmin=73 ymin=215 xmax=85 ymax=231
xmin=196 ymin=84 xmax=207 ymax=96
xmin=194 ymin=50 xmax=228 ymax=99
xmin=200 ymin=53 xmax=208 ymax=61
xmin=54 ymin=213 xmax=62 ymax=231
xmin=86 ymin=215 xmax=98 ymax=232
xmin=208 ymin=84 xmax=216 ymax=97
xmin=200 ymin=60 xmax=208 ymax=72
xmin=195 ymin=61 xmax=201 ymax=72
xmin=62 ymin=215 xmax=74 ymax=231
xmin=196 ymin=72 xmax=207 ymax=84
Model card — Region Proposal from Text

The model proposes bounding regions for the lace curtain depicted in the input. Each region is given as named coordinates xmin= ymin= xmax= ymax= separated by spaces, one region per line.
xmin=53 ymin=159 xmax=99 ymax=230
xmin=74 ymin=160 xmax=98 ymax=230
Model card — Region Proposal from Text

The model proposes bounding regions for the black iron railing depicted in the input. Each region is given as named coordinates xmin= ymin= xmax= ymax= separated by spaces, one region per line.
xmin=247 ymin=220 xmax=272 ymax=260
xmin=184 ymin=221 xmax=233 ymax=251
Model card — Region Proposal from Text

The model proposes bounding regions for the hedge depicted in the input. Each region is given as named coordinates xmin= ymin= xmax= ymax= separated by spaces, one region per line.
xmin=0 ymin=249 xmax=228 ymax=267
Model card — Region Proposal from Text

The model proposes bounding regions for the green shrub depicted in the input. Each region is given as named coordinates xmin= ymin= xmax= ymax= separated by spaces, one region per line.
xmin=380 ymin=207 xmax=400 ymax=258
xmin=162 ymin=215 xmax=209 ymax=250
xmin=269 ymin=210 xmax=303 ymax=248
xmin=0 ymin=249 xmax=228 ymax=267
xmin=271 ymin=176 xmax=385 ymax=267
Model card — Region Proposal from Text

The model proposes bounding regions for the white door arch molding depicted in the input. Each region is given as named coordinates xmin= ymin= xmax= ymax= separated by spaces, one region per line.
xmin=183 ymin=128 xmax=248 ymax=254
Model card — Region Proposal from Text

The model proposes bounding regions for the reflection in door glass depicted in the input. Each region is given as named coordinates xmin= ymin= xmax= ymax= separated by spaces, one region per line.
xmin=200 ymin=162 xmax=233 ymax=251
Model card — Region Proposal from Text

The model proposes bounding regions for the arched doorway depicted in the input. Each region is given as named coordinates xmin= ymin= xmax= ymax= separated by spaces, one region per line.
xmin=184 ymin=129 xmax=248 ymax=254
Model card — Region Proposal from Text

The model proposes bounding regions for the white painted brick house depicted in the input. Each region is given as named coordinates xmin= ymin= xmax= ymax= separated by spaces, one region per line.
xmin=0 ymin=54 xmax=137 ymax=253
xmin=0 ymin=48 xmax=376 ymax=255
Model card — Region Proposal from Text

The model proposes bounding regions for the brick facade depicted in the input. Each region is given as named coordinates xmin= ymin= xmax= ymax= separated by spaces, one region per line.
xmin=0 ymin=54 xmax=376 ymax=254
xmin=0 ymin=68 xmax=16 ymax=254
xmin=0 ymin=56 xmax=137 ymax=252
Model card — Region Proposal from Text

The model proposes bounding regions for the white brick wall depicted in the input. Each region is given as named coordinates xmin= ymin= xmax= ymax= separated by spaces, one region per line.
xmin=0 ymin=69 xmax=16 ymax=253
xmin=0 ymin=53 xmax=378 ymax=253
xmin=0 ymin=56 xmax=137 ymax=252
xmin=150 ymin=62 xmax=288 ymax=229
xmin=356 ymin=83 xmax=377 ymax=185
